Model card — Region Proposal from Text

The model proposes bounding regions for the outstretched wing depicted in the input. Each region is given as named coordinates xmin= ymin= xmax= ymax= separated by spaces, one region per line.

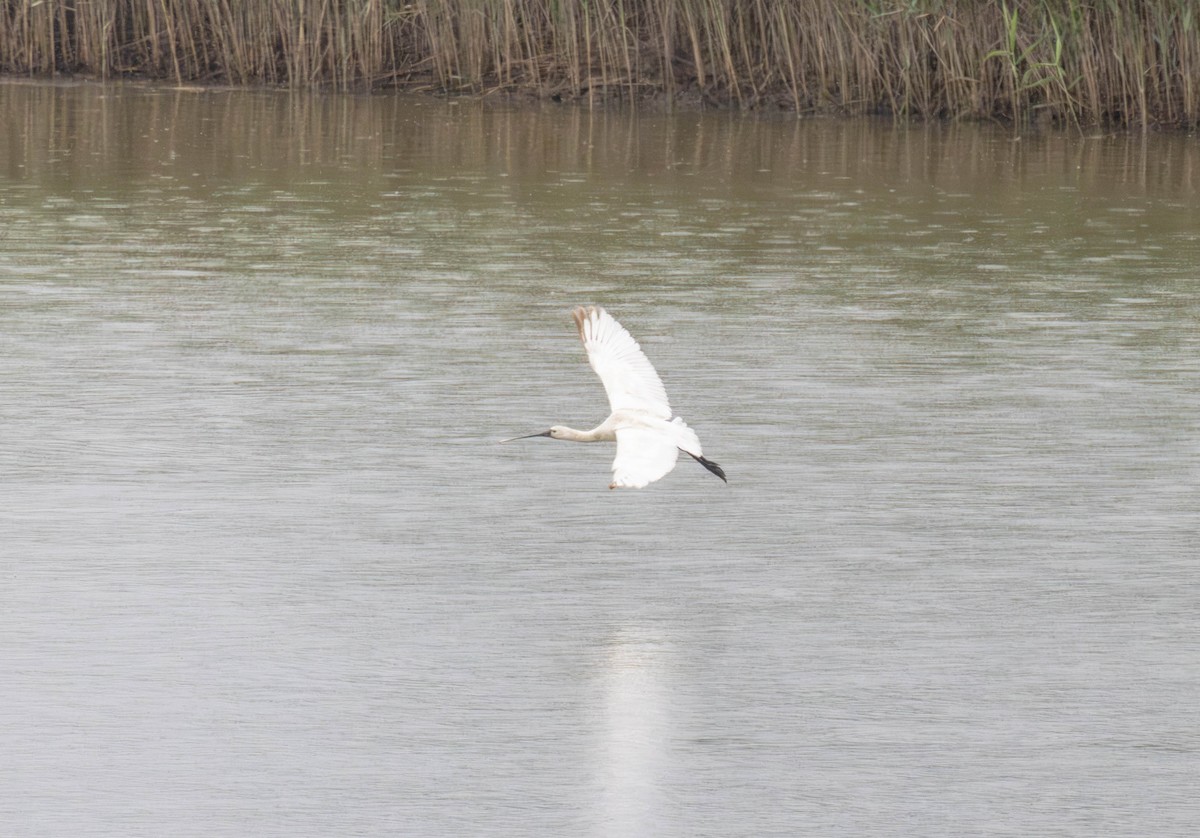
xmin=573 ymin=306 xmax=671 ymax=419
xmin=610 ymin=427 xmax=680 ymax=489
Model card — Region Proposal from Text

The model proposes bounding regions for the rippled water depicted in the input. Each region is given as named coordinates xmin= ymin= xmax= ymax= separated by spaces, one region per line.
xmin=2 ymin=80 xmax=1198 ymax=836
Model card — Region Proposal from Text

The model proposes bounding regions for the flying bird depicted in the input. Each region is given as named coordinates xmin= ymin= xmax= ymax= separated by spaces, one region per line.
xmin=502 ymin=306 xmax=726 ymax=489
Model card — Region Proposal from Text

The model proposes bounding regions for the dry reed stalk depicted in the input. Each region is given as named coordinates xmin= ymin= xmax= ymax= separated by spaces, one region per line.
xmin=1 ymin=0 xmax=1198 ymax=127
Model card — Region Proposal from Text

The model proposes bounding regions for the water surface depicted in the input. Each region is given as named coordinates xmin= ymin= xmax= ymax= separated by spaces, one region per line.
xmin=1 ymin=80 xmax=1198 ymax=837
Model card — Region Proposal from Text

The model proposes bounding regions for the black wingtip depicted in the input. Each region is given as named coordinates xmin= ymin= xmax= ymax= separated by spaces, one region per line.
xmin=689 ymin=452 xmax=727 ymax=483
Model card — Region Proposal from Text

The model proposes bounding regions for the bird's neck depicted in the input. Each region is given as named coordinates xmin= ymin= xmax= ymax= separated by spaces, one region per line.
xmin=558 ymin=425 xmax=609 ymax=443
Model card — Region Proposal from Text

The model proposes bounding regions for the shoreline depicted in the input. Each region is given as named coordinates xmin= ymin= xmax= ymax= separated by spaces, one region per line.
xmin=3 ymin=0 xmax=1198 ymax=130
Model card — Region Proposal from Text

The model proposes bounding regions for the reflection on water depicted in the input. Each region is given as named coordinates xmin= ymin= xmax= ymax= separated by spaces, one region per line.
xmin=6 ymin=78 xmax=1200 ymax=199
xmin=597 ymin=631 xmax=673 ymax=836
xmin=1 ymin=80 xmax=1198 ymax=838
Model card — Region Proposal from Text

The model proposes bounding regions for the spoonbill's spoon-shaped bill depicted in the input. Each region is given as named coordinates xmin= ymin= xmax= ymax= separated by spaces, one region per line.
xmin=499 ymin=430 xmax=552 ymax=442
xmin=502 ymin=306 xmax=726 ymax=489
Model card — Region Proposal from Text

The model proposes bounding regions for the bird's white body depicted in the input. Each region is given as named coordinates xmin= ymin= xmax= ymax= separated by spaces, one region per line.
xmin=504 ymin=306 xmax=725 ymax=489
xmin=546 ymin=410 xmax=703 ymax=489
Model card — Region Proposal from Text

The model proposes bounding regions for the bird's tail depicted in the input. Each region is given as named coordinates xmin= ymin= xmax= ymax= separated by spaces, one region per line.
xmin=671 ymin=417 xmax=726 ymax=483
xmin=670 ymin=417 xmax=702 ymax=454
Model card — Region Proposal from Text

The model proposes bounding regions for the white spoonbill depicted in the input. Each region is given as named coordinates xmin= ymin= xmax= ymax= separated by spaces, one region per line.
xmin=502 ymin=305 xmax=726 ymax=489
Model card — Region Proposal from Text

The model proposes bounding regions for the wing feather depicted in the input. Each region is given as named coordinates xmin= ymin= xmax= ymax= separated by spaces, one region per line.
xmin=610 ymin=427 xmax=680 ymax=489
xmin=572 ymin=306 xmax=671 ymax=419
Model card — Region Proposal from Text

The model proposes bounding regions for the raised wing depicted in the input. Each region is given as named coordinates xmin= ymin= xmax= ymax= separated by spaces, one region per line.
xmin=610 ymin=427 xmax=680 ymax=489
xmin=573 ymin=306 xmax=671 ymax=419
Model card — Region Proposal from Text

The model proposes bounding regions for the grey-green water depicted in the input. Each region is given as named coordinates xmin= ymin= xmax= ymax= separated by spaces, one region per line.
xmin=2 ymin=80 xmax=1197 ymax=837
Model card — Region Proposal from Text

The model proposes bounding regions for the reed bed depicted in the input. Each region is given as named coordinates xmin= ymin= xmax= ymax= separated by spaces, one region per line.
xmin=2 ymin=0 xmax=1198 ymax=128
